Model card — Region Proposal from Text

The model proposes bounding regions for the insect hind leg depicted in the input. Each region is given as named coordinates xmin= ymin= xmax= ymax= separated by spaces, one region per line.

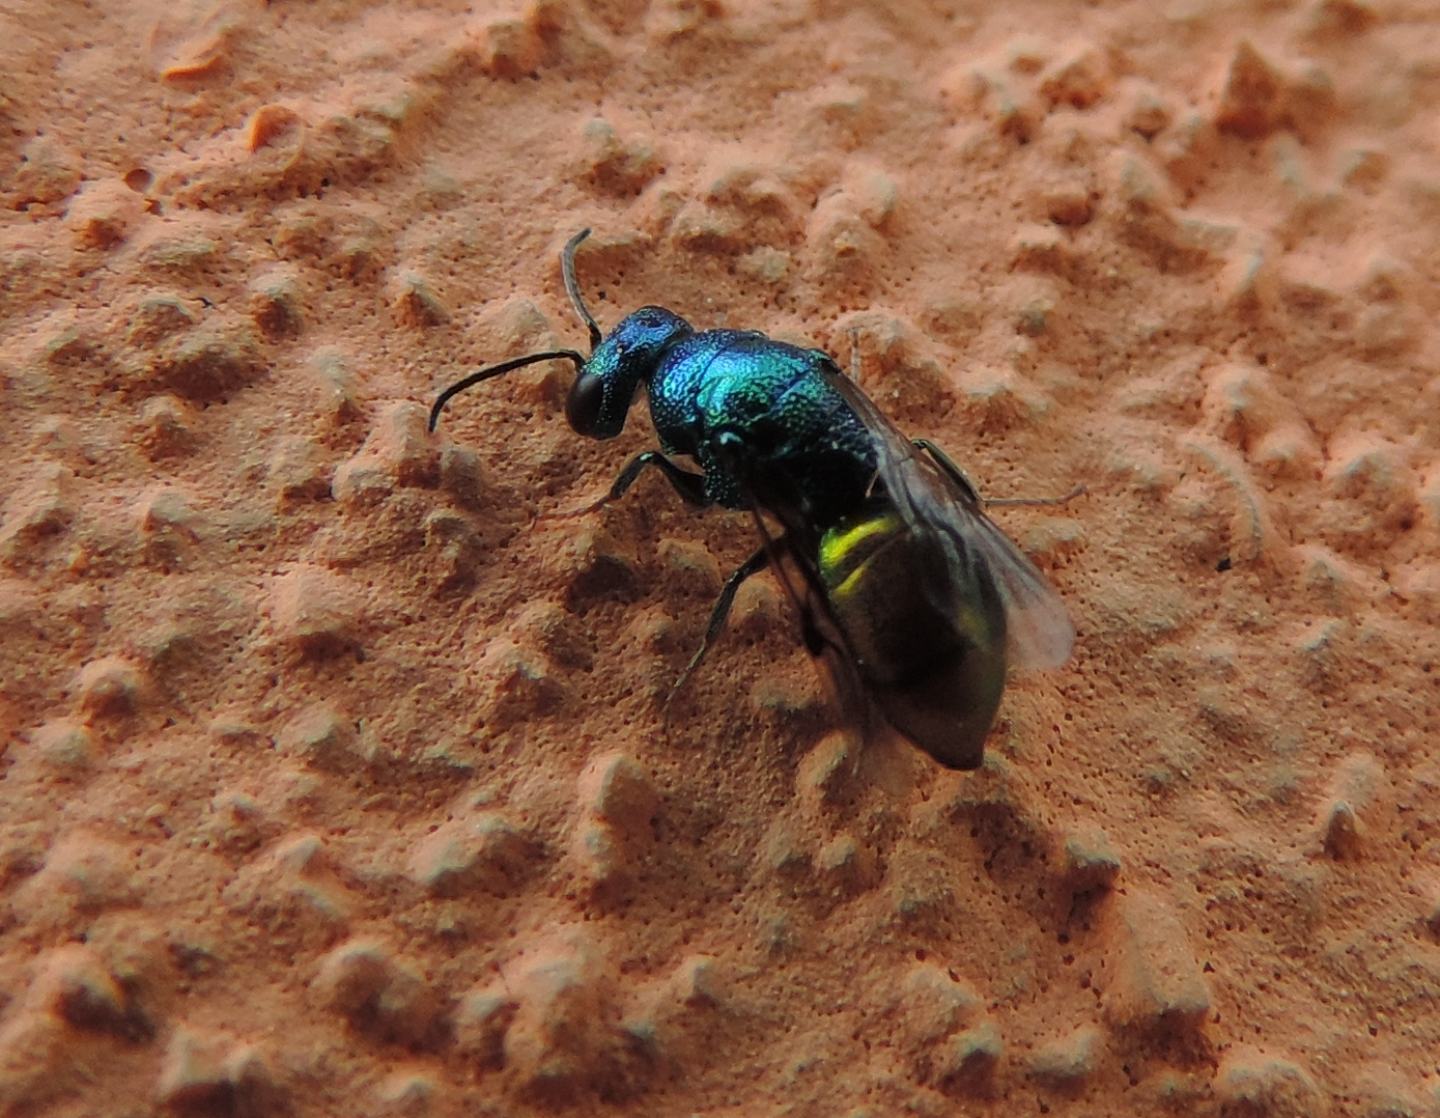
xmin=912 ymin=438 xmax=1086 ymax=507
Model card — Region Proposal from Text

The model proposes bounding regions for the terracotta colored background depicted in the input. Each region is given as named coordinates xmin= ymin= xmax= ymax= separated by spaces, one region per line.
xmin=2 ymin=0 xmax=1437 ymax=1114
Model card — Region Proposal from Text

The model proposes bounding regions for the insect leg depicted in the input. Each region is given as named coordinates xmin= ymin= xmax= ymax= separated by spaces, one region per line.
xmin=665 ymin=544 xmax=770 ymax=708
xmin=607 ymin=451 xmax=710 ymax=506
xmin=912 ymin=438 xmax=1086 ymax=507
xmin=554 ymin=450 xmax=710 ymax=519
xmin=982 ymin=484 xmax=1088 ymax=507
xmin=910 ymin=438 xmax=983 ymax=502
xmin=716 ymin=426 xmax=852 ymax=663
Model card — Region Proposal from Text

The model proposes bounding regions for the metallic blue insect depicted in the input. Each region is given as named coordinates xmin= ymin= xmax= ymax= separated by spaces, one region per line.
xmin=429 ymin=230 xmax=1077 ymax=769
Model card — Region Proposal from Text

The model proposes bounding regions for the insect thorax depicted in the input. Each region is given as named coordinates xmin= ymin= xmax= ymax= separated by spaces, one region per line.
xmin=648 ymin=330 xmax=878 ymax=522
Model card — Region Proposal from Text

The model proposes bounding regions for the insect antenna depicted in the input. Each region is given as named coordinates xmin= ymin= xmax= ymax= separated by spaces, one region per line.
xmin=428 ymin=349 xmax=586 ymax=432
xmin=561 ymin=228 xmax=602 ymax=350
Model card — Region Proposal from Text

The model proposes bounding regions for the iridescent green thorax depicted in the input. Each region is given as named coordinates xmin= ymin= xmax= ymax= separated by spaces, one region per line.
xmin=646 ymin=331 xmax=877 ymax=523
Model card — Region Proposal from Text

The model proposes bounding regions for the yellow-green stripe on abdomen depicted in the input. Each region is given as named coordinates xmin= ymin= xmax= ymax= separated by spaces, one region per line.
xmin=817 ymin=510 xmax=1008 ymax=769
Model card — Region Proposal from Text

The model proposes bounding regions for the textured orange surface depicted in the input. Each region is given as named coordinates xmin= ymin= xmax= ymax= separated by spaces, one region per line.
xmin=2 ymin=1 xmax=1439 ymax=1115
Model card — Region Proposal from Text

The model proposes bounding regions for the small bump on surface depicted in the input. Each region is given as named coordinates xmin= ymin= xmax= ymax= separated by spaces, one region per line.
xmin=75 ymin=656 xmax=146 ymax=719
xmin=1317 ymin=751 xmax=1389 ymax=859
xmin=389 ymin=271 xmax=451 ymax=328
xmin=268 ymin=565 xmax=364 ymax=658
xmin=277 ymin=704 xmax=359 ymax=771
xmin=333 ymin=401 xmax=442 ymax=505
xmin=0 ymin=464 xmax=76 ymax=565
xmin=1214 ymin=1046 xmax=1328 ymax=1118
xmin=501 ymin=936 xmax=640 ymax=1103
xmin=136 ymin=395 xmax=200 ymax=460
xmin=26 ymin=718 xmax=97 ymax=776
xmin=1027 ymin=1024 xmax=1102 ymax=1086
xmin=474 ymin=638 xmax=565 ymax=722
xmin=1059 ymin=824 xmax=1122 ymax=895
xmin=220 ymin=832 xmax=357 ymax=947
xmin=451 ymin=984 xmax=518 ymax=1071
xmin=1101 ymin=890 xmax=1211 ymax=1034
xmin=934 ymin=1021 xmax=1003 ymax=1095
xmin=64 ymin=180 xmax=144 ymax=249
xmin=1215 ymin=41 xmax=1287 ymax=140
xmin=407 ymin=810 xmax=536 ymax=896
xmin=796 ymin=730 xmax=859 ymax=809
xmin=247 ymin=265 xmax=305 ymax=340
xmin=312 ymin=939 xmax=444 ymax=1048
xmin=155 ymin=1028 xmax=283 ymax=1114
xmin=31 ymin=944 xmax=148 ymax=1039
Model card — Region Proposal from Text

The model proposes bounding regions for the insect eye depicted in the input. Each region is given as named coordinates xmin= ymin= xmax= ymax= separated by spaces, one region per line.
xmin=566 ymin=372 xmax=606 ymax=435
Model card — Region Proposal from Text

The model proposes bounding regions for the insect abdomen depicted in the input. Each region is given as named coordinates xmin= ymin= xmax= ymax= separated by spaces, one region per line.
xmin=817 ymin=509 xmax=1009 ymax=769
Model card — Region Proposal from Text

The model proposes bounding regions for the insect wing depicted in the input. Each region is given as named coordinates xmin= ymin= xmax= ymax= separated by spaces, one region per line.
xmin=738 ymin=502 xmax=877 ymax=729
xmin=951 ymin=505 xmax=1075 ymax=669
xmin=816 ymin=358 xmax=1075 ymax=672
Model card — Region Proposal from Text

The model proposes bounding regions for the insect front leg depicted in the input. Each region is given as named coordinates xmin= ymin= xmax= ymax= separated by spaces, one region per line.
xmin=606 ymin=450 xmax=711 ymax=506
xmin=554 ymin=450 xmax=711 ymax=519
xmin=912 ymin=438 xmax=1086 ymax=507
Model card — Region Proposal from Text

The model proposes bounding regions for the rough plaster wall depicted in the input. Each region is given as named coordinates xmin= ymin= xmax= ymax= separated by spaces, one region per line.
xmin=1 ymin=0 xmax=1438 ymax=1115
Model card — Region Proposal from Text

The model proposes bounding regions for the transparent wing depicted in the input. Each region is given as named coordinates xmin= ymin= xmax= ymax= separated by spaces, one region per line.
xmin=950 ymin=505 xmax=1075 ymax=669
xmin=817 ymin=356 xmax=1075 ymax=672
xmin=738 ymin=502 xmax=878 ymax=730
